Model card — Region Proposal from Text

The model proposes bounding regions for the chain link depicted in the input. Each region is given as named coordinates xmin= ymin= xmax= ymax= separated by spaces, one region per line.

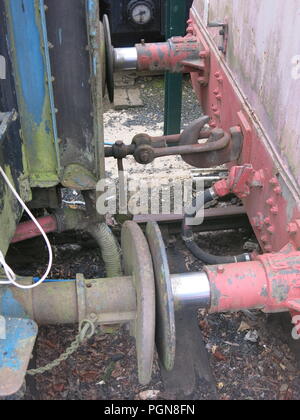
xmin=27 ymin=319 xmax=96 ymax=376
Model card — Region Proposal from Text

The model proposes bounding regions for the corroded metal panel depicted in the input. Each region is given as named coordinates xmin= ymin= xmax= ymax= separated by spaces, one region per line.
xmin=4 ymin=0 xmax=60 ymax=188
xmin=45 ymin=0 xmax=105 ymax=188
xmin=192 ymin=0 xmax=300 ymax=188
xmin=0 ymin=318 xmax=38 ymax=397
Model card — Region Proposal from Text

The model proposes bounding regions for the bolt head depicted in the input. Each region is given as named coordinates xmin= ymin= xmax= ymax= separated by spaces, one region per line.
xmin=261 ymin=235 xmax=268 ymax=243
xmin=270 ymin=206 xmax=279 ymax=215
xmin=217 ymin=265 xmax=225 ymax=274
xmin=288 ymin=223 xmax=298 ymax=235
xmin=199 ymin=51 xmax=209 ymax=58
xmin=269 ymin=177 xmax=279 ymax=186
xmin=274 ymin=187 xmax=282 ymax=195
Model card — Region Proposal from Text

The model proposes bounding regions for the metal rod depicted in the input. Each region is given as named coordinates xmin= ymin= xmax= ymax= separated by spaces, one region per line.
xmin=114 ymin=47 xmax=138 ymax=71
xmin=133 ymin=206 xmax=247 ymax=224
xmin=154 ymin=133 xmax=230 ymax=158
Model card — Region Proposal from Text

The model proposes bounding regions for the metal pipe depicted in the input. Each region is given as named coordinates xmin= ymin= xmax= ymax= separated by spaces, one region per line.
xmin=11 ymin=209 xmax=88 ymax=244
xmin=8 ymin=275 xmax=137 ymax=325
xmin=171 ymin=272 xmax=210 ymax=309
xmin=114 ymin=47 xmax=138 ymax=71
xmin=11 ymin=216 xmax=58 ymax=244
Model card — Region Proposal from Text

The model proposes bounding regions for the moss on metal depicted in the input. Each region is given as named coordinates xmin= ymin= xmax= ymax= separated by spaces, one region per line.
xmin=4 ymin=0 xmax=59 ymax=189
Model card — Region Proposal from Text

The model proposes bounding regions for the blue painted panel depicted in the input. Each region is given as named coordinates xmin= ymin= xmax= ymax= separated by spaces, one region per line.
xmin=0 ymin=289 xmax=28 ymax=319
xmin=0 ymin=318 xmax=37 ymax=372
xmin=8 ymin=0 xmax=45 ymax=125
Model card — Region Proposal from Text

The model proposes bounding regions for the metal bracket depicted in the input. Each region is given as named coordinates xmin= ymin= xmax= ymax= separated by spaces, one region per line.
xmin=208 ymin=21 xmax=228 ymax=55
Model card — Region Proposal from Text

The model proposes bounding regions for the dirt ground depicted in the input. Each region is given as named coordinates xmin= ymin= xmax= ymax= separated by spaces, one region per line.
xmin=6 ymin=76 xmax=300 ymax=400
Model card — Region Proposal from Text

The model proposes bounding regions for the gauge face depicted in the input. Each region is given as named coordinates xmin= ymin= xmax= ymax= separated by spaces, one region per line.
xmin=131 ymin=3 xmax=152 ymax=25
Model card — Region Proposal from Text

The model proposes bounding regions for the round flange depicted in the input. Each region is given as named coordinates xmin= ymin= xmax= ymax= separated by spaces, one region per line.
xmin=99 ymin=21 xmax=106 ymax=97
xmin=146 ymin=222 xmax=176 ymax=372
xmin=103 ymin=14 xmax=114 ymax=103
xmin=121 ymin=221 xmax=156 ymax=385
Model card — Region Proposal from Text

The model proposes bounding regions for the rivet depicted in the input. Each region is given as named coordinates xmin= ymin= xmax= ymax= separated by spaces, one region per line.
xmin=269 ymin=178 xmax=278 ymax=186
xmin=287 ymin=223 xmax=298 ymax=235
xmin=199 ymin=51 xmax=208 ymax=58
xmin=270 ymin=206 xmax=279 ymax=215
xmin=274 ymin=186 xmax=282 ymax=195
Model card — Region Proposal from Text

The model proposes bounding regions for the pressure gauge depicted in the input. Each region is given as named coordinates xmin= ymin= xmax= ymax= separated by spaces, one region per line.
xmin=128 ymin=1 xmax=154 ymax=26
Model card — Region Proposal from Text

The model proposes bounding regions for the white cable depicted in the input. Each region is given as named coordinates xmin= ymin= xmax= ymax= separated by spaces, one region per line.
xmin=0 ymin=166 xmax=53 ymax=289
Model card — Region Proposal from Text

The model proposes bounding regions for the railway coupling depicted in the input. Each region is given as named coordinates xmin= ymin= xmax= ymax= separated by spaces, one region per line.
xmin=1 ymin=8 xmax=300 ymax=399
xmin=2 ymin=165 xmax=300 ymax=395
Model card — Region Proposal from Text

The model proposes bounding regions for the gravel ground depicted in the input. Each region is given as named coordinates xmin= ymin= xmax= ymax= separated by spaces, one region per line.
xmin=5 ymin=76 xmax=300 ymax=400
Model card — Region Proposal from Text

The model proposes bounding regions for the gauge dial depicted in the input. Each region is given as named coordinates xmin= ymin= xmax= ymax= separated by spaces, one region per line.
xmin=129 ymin=2 xmax=153 ymax=25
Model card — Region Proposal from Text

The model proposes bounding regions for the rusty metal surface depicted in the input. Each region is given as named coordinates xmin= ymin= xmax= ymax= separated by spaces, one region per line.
xmin=121 ymin=221 xmax=156 ymax=385
xmin=105 ymin=118 xmax=242 ymax=167
xmin=146 ymin=222 xmax=176 ymax=372
xmin=45 ymin=0 xmax=105 ymax=186
xmin=136 ymin=36 xmax=204 ymax=74
xmin=8 ymin=276 xmax=137 ymax=326
xmin=194 ymin=0 xmax=300 ymax=190
xmin=177 ymin=117 xmax=243 ymax=167
xmin=205 ymin=247 xmax=300 ymax=314
xmin=0 ymin=317 xmax=38 ymax=397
